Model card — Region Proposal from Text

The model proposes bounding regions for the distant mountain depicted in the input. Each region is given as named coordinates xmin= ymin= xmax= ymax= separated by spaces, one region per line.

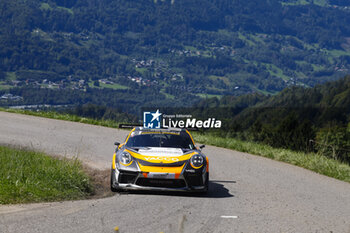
xmin=1 ymin=0 xmax=350 ymax=99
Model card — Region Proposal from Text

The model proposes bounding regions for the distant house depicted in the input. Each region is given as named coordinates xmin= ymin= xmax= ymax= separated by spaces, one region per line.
xmin=99 ymin=79 xmax=114 ymax=84
xmin=11 ymin=80 xmax=22 ymax=86
xmin=0 ymin=93 xmax=23 ymax=101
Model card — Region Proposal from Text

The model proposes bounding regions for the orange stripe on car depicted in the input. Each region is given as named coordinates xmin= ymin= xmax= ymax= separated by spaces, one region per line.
xmin=206 ymin=157 xmax=209 ymax=172
xmin=112 ymin=153 xmax=116 ymax=169
xmin=137 ymin=162 xmax=186 ymax=173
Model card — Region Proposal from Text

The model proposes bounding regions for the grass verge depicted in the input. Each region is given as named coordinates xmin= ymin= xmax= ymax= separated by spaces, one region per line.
xmin=0 ymin=107 xmax=121 ymax=128
xmin=193 ymin=133 xmax=350 ymax=183
xmin=0 ymin=146 xmax=95 ymax=204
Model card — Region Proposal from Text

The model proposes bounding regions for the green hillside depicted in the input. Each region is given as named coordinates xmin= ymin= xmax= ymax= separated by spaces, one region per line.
xmin=197 ymin=76 xmax=350 ymax=163
xmin=1 ymin=0 xmax=350 ymax=104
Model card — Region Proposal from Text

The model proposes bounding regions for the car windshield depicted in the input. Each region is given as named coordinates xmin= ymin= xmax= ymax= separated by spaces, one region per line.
xmin=126 ymin=132 xmax=195 ymax=149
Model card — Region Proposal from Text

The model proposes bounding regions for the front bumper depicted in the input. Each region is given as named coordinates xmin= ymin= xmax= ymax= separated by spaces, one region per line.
xmin=111 ymin=169 xmax=208 ymax=192
xmin=114 ymin=183 xmax=206 ymax=192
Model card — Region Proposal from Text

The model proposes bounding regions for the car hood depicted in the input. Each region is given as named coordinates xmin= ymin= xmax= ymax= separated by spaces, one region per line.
xmin=137 ymin=147 xmax=185 ymax=157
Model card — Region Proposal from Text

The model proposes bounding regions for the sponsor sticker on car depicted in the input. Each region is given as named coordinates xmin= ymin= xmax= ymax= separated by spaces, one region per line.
xmin=148 ymin=173 xmax=175 ymax=179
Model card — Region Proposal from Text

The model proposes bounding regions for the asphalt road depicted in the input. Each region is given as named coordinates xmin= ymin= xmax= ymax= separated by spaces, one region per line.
xmin=0 ymin=111 xmax=349 ymax=233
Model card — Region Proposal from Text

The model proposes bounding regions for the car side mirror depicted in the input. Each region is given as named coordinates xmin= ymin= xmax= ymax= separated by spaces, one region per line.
xmin=199 ymin=145 xmax=205 ymax=150
xmin=114 ymin=142 xmax=120 ymax=152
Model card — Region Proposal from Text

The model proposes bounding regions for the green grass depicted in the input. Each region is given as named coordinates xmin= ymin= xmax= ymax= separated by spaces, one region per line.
xmin=238 ymin=32 xmax=256 ymax=46
xmin=6 ymin=72 xmax=16 ymax=81
xmin=264 ymin=63 xmax=290 ymax=81
xmin=184 ymin=45 xmax=197 ymax=51
xmin=193 ymin=133 xmax=350 ymax=183
xmin=40 ymin=3 xmax=73 ymax=14
xmin=160 ymin=89 xmax=175 ymax=99
xmin=99 ymin=82 xmax=129 ymax=90
xmin=0 ymin=108 xmax=122 ymax=129
xmin=0 ymin=146 xmax=92 ymax=204
xmin=253 ymin=87 xmax=279 ymax=96
xmin=314 ymin=0 xmax=328 ymax=6
xmin=135 ymin=67 xmax=148 ymax=75
xmin=0 ymin=82 xmax=12 ymax=90
xmin=124 ymin=31 xmax=141 ymax=40
xmin=281 ymin=0 xmax=328 ymax=6
xmin=208 ymin=75 xmax=231 ymax=86
xmin=196 ymin=93 xmax=223 ymax=99
xmin=311 ymin=64 xmax=324 ymax=72
xmin=1 ymin=108 xmax=350 ymax=183
xmin=57 ymin=6 xmax=74 ymax=15
xmin=249 ymin=33 xmax=266 ymax=44
xmin=40 ymin=3 xmax=52 ymax=11
xmin=327 ymin=49 xmax=350 ymax=57
xmin=88 ymin=81 xmax=129 ymax=90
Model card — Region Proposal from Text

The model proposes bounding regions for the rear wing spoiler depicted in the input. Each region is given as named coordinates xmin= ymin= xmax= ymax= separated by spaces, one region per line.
xmin=119 ymin=124 xmax=142 ymax=129
xmin=118 ymin=124 xmax=199 ymax=131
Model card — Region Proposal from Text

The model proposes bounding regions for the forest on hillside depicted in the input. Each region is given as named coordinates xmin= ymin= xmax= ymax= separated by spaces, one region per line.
xmin=1 ymin=0 xmax=350 ymax=98
xmin=194 ymin=75 xmax=350 ymax=163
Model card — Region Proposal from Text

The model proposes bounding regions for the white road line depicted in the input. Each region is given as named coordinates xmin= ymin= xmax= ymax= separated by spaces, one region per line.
xmin=221 ymin=216 xmax=238 ymax=219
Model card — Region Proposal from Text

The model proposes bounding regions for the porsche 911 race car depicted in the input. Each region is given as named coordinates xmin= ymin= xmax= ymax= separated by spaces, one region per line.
xmin=110 ymin=127 xmax=209 ymax=192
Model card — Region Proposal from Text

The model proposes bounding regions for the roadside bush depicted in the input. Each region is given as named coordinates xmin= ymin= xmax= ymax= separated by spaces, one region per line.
xmin=315 ymin=123 xmax=350 ymax=163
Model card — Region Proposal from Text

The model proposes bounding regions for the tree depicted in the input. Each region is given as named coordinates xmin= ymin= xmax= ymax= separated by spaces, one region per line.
xmin=0 ymin=71 xmax=6 ymax=80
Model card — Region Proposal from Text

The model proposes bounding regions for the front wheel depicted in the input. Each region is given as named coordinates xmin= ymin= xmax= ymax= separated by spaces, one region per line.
xmin=110 ymin=168 xmax=121 ymax=192
xmin=201 ymin=172 xmax=209 ymax=194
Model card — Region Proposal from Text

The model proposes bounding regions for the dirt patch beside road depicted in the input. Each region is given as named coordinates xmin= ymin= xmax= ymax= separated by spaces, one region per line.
xmin=83 ymin=166 xmax=115 ymax=199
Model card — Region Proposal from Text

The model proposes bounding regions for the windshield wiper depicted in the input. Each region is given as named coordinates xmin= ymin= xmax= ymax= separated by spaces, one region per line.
xmin=128 ymin=146 xmax=150 ymax=151
xmin=181 ymin=148 xmax=192 ymax=152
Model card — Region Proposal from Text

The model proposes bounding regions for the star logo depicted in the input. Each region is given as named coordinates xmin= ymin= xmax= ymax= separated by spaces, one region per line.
xmin=143 ymin=110 xmax=162 ymax=129
xmin=150 ymin=109 xmax=162 ymax=122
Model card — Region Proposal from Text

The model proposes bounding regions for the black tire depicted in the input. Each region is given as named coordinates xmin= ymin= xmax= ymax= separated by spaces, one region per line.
xmin=205 ymin=172 xmax=209 ymax=191
xmin=110 ymin=168 xmax=121 ymax=192
xmin=200 ymin=172 xmax=209 ymax=194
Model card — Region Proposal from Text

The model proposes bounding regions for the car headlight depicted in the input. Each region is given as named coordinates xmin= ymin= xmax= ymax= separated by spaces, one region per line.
xmin=120 ymin=151 xmax=132 ymax=165
xmin=190 ymin=154 xmax=204 ymax=168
